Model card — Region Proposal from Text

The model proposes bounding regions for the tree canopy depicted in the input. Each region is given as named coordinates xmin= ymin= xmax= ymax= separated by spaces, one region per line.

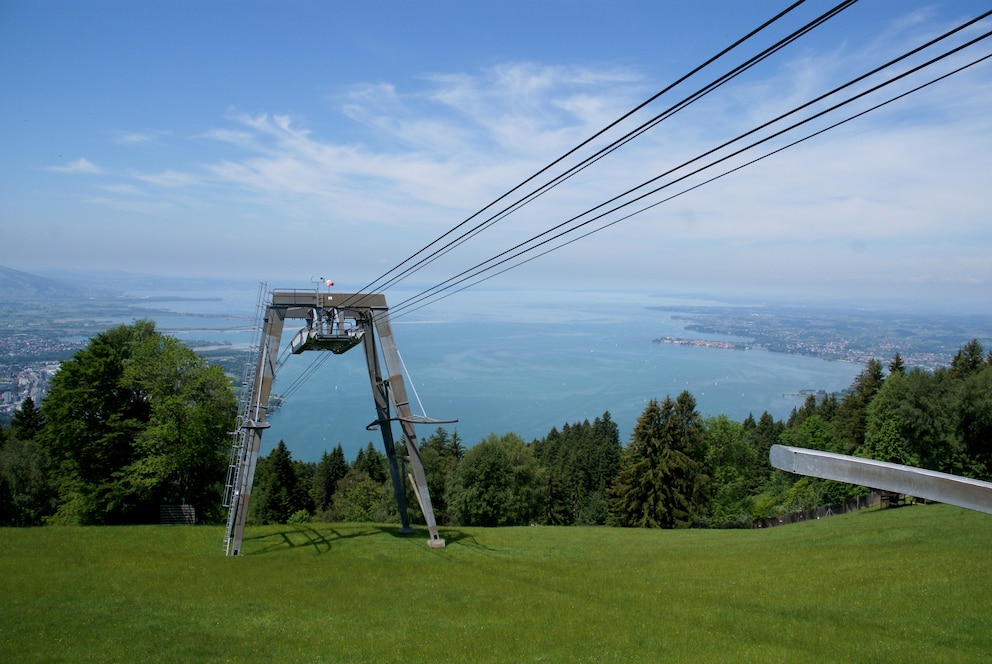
xmin=37 ymin=321 xmax=236 ymax=524
xmin=446 ymin=433 xmax=545 ymax=527
xmin=3 ymin=327 xmax=990 ymax=531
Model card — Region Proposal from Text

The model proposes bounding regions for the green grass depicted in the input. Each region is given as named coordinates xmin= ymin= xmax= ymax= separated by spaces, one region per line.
xmin=2 ymin=505 xmax=990 ymax=662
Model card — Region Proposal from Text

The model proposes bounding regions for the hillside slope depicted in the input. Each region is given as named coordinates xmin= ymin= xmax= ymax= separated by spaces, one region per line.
xmin=1 ymin=504 xmax=990 ymax=662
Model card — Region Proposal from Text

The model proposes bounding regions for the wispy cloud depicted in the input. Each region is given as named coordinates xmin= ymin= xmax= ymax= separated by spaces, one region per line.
xmin=172 ymin=39 xmax=990 ymax=290
xmin=114 ymin=130 xmax=169 ymax=145
xmin=133 ymin=169 xmax=205 ymax=188
xmin=48 ymin=158 xmax=104 ymax=174
xmin=199 ymin=63 xmax=648 ymax=223
xmin=96 ymin=183 xmax=146 ymax=196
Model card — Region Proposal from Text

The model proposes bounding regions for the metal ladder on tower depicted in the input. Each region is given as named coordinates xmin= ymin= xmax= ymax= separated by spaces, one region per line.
xmin=222 ymin=282 xmax=269 ymax=554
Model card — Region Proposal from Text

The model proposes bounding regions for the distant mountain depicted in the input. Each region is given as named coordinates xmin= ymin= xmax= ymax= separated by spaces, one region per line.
xmin=0 ymin=266 xmax=71 ymax=302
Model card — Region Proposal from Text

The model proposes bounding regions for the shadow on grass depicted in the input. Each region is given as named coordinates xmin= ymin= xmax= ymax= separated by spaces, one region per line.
xmin=373 ymin=525 xmax=496 ymax=553
xmin=242 ymin=523 xmax=497 ymax=556
xmin=243 ymin=524 xmax=378 ymax=555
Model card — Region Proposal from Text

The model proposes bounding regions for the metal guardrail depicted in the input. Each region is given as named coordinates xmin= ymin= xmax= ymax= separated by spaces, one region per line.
xmin=770 ymin=445 xmax=992 ymax=515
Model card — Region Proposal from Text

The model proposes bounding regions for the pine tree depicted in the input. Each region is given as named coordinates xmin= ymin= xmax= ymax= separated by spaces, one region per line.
xmin=311 ymin=445 xmax=348 ymax=514
xmin=0 ymin=400 xmax=55 ymax=526
xmin=888 ymin=352 xmax=906 ymax=377
xmin=608 ymin=394 xmax=705 ymax=529
xmin=831 ymin=358 xmax=885 ymax=455
xmin=9 ymin=397 xmax=43 ymax=441
xmin=950 ymin=339 xmax=985 ymax=379
xmin=419 ymin=428 xmax=460 ymax=525
xmin=353 ymin=442 xmax=387 ymax=483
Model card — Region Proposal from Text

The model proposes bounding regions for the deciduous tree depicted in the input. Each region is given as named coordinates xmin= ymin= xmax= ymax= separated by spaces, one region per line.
xmin=39 ymin=321 xmax=235 ymax=524
xmin=446 ymin=433 xmax=545 ymax=527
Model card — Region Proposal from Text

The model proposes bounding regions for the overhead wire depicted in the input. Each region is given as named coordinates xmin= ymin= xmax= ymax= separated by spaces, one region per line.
xmin=402 ymin=49 xmax=992 ymax=317
xmin=353 ymin=1 xmax=863 ymax=307
xmin=273 ymin=343 xmax=332 ymax=404
xmin=337 ymin=0 xmax=818 ymax=310
xmin=366 ymin=0 xmax=860 ymax=301
xmin=386 ymin=14 xmax=992 ymax=318
xmin=392 ymin=29 xmax=992 ymax=316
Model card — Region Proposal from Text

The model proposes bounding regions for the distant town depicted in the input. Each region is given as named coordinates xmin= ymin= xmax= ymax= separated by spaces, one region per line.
xmin=649 ymin=304 xmax=980 ymax=371
xmin=654 ymin=337 xmax=743 ymax=350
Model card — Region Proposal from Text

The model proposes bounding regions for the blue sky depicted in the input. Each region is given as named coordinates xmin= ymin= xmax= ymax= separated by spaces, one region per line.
xmin=1 ymin=1 xmax=990 ymax=310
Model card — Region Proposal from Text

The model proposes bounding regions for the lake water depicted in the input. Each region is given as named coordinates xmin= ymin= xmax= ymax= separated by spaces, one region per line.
xmin=141 ymin=285 xmax=863 ymax=462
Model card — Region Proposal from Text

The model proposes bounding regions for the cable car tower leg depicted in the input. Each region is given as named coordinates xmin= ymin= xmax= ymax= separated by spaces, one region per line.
xmin=225 ymin=304 xmax=285 ymax=556
xmin=360 ymin=316 xmax=414 ymax=533
xmin=370 ymin=310 xmax=446 ymax=548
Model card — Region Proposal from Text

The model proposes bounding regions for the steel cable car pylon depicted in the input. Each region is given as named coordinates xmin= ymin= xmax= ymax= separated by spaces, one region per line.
xmin=224 ymin=289 xmax=452 ymax=555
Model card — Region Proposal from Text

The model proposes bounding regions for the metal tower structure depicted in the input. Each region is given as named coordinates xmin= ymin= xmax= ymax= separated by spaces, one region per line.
xmin=222 ymin=282 xmax=269 ymax=553
xmin=224 ymin=288 xmax=451 ymax=556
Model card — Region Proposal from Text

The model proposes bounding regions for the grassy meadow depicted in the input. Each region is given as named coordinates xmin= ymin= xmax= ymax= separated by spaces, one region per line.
xmin=1 ymin=504 xmax=990 ymax=662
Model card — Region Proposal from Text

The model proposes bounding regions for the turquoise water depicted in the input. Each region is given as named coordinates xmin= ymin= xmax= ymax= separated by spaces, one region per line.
xmin=256 ymin=305 xmax=862 ymax=462
xmin=149 ymin=287 xmax=863 ymax=462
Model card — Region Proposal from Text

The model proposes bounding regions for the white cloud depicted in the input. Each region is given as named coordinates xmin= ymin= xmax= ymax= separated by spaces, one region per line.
xmin=96 ymin=183 xmax=145 ymax=196
xmin=48 ymin=158 xmax=103 ymax=174
xmin=133 ymin=169 xmax=205 ymax=188
xmin=114 ymin=130 xmax=168 ymax=145
xmin=172 ymin=39 xmax=988 ymax=299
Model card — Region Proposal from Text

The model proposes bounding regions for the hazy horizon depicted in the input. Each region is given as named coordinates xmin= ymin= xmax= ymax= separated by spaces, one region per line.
xmin=10 ymin=263 xmax=991 ymax=318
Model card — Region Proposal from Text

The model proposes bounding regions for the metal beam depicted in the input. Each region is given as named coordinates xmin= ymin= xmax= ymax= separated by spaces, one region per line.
xmin=769 ymin=444 xmax=992 ymax=515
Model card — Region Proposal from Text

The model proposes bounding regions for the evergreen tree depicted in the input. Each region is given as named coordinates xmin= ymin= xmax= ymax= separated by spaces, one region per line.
xmin=251 ymin=441 xmax=311 ymax=524
xmin=746 ymin=410 xmax=783 ymax=485
xmin=831 ymin=358 xmax=885 ymax=455
xmin=448 ymin=430 xmax=465 ymax=460
xmin=419 ymin=428 xmax=461 ymax=525
xmin=9 ymin=397 xmax=43 ymax=441
xmin=957 ymin=362 xmax=992 ymax=478
xmin=0 ymin=401 xmax=56 ymax=526
xmin=889 ymin=352 xmax=906 ymax=377
xmin=608 ymin=394 xmax=706 ymax=529
xmin=353 ymin=442 xmax=388 ymax=483
xmin=533 ymin=413 xmax=621 ymax=525
xmin=950 ymin=339 xmax=985 ymax=380
xmin=311 ymin=445 xmax=348 ymax=514
xmin=786 ymin=394 xmax=819 ymax=429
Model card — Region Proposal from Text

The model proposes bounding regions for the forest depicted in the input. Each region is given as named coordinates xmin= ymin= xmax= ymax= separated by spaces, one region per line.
xmin=1 ymin=321 xmax=990 ymax=529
